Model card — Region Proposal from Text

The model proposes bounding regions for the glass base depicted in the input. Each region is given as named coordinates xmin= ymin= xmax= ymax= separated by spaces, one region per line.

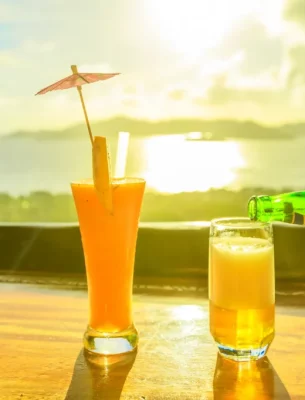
xmin=216 ymin=342 xmax=270 ymax=362
xmin=83 ymin=324 xmax=138 ymax=356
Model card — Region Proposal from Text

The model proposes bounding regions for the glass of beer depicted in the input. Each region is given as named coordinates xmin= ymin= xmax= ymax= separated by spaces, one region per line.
xmin=209 ymin=218 xmax=275 ymax=361
xmin=71 ymin=177 xmax=145 ymax=356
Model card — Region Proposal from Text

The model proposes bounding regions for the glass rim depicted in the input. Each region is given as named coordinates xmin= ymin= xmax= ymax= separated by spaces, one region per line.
xmin=71 ymin=177 xmax=146 ymax=186
xmin=210 ymin=217 xmax=271 ymax=229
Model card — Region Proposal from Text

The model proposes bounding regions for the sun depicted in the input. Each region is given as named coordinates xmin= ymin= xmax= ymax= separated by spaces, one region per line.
xmin=144 ymin=0 xmax=250 ymax=61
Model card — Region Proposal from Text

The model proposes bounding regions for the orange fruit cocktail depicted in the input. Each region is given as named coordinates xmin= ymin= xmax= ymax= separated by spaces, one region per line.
xmin=71 ymin=137 xmax=145 ymax=355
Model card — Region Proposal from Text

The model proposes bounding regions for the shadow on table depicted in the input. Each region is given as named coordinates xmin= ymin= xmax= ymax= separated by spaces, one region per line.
xmin=65 ymin=349 xmax=137 ymax=400
xmin=213 ymin=354 xmax=291 ymax=399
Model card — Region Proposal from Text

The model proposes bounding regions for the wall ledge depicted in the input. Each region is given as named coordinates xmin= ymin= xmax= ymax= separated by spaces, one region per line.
xmin=0 ymin=221 xmax=304 ymax=280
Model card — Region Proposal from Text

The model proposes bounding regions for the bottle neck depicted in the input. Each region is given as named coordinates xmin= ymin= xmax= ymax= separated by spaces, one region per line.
xmin=248 ymin=191 xmax=305 ymax=225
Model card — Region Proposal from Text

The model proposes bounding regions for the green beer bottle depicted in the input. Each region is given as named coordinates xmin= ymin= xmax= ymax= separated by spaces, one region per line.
xmin=248 ymin=191 xmax=305 ymax=225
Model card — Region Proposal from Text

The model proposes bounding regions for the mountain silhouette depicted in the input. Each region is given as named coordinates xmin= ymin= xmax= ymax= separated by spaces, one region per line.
xmin=3 ymin=116 xmax=303 ymax=141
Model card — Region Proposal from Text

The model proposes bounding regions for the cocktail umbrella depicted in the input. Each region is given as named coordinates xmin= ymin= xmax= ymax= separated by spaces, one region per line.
xmin=36 ymin=65 xmax=120 ymax=213
xmin=36 ymin=65 xmax=119 ymax=145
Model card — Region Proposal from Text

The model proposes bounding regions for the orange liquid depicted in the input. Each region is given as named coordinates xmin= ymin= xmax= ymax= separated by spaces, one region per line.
xmin=71 ymin=178 xmax=145 ymax=332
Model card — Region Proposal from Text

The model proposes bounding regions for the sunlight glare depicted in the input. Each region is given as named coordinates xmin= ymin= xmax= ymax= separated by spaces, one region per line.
xmin=143 ymin=135 xmax=245 ymax=193
xmin=187 ymin=132 xmax=203 ymax=140
xmin=172 ymin=305 xmax=207 ymax=321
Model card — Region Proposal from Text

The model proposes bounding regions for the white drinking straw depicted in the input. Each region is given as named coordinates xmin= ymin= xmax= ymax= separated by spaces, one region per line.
xmin=114 ymin=132 xmax=130 ymax=177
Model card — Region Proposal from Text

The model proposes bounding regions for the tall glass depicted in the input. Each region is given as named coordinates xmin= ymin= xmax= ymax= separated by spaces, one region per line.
xmin=71 ymin=177 xmax=145 ymax=355
xmin=209 ymin=218 xmax=275 ymax=361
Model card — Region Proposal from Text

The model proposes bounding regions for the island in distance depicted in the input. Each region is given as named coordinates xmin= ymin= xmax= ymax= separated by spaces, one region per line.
xmin=2 ymin=116 xmax=304 ymax=141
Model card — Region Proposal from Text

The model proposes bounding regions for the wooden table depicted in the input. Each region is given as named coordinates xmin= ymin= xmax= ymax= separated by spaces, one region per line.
xmin=1 ymin=281 xmax=304 ymax=399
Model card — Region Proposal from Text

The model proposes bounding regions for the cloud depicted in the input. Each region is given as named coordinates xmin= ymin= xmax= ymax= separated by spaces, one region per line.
xmin=121 ymin=98 xmax=138 ymax=108
xmin=22 ymin=40 xmax=56 ymax=54
xmin=0 ymin=50 xmax=19 ymax=66
xmin=1 ymin=0 xmax=305 ymax=133
xmin=288 ymin=45 xmax=305 ymax=86
xmin=197 ymin=74 xmax=284 ymax=107
xmin=168 ymin=89 xmax=187 ymax=101
xmin=0 ymin=3 xmax=16 ymax=22
xmin=77 ymin=63 xmax=115 ymax=73
xmin=284 ymin=0 xmax=305 ymax=27
xmin=0 ymin=96 xmax=17 ymax=106
xmin=123 ymin=85 xmax=138 ymax=95
xmin=208 ymin=17 xmax=284 ymax=76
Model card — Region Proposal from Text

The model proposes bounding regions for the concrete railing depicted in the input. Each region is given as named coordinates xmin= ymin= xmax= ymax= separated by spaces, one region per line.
xmin=0 ymin=222 xmax=305 ymax=280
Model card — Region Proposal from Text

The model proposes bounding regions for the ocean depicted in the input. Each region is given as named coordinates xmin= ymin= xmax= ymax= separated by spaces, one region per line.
xmin=0 ymin=133 xmax=304 ymax=196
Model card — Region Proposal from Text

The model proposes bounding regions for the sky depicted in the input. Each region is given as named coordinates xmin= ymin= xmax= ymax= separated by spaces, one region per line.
xmin=1 ymin=0 xmax=305 ymax=133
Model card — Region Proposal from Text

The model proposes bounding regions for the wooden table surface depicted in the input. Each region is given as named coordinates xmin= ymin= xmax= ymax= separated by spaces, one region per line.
xmin=0 ymin=282 xmax=305 ymax=400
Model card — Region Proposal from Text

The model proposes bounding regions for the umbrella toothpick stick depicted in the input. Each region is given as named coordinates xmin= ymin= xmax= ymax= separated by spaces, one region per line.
xmin=71 ymin=65 xmax=94 ymax=146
